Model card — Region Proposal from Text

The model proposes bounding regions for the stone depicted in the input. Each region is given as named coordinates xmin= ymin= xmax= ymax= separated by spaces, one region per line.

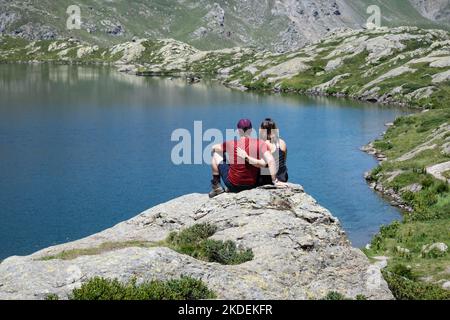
xmin=443 ymin=281 xmax=450 ymax=290
xmin=361 ymin=66 xmax=416 ymax=91
xmin=257 ymin=57 xmax=312 ymax=83
xmin=426 ymin=161 xmax=450 ymax=183
xmin=422 ymin=243 xmax=449 ymax=255
xmin=432 ymin=70 xmax=450 ymax=83
xmin=400 ymin=183 xmax=423 ymax=193
xmin=442 ymin=142 xmax=450 ymax=156
xmin=0 ymin=185 xmax=393 ymax=300
xmin=309 ymin=73 xmax=350 ymax=93
xmin=325 ymin=57 xmax=343 ymax=72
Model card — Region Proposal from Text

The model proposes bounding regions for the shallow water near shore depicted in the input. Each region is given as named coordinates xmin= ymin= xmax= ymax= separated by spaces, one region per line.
xmin=0 ymin=64 xmax=410 ymax=258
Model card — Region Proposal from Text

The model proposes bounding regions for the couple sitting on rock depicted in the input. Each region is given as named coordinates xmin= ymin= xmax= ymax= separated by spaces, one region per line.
xmin=209 ymin=118 xmax=288 ymax=198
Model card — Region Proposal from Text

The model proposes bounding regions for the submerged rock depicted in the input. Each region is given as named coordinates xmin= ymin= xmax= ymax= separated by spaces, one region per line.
xmin=0 ymin=184 xmax=393 ymax=300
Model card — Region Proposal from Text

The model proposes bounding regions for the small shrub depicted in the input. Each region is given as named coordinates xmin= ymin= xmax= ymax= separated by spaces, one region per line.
xmin=70 ymin=276 xmax=216 ymax=300
xmin=45 ymin=294 xmax=59 ymax=300
xmin=421 ymin=175 xmax=435 ymax=189
xmin=379 ymin=221 xmax=401 ymax=238
xmin=167 ymin=224 xmax=254 ymax=265
xmin=167 ymin=223 xmax=217 ymax=258
xmin=391 ymin=263 xmax=415 ymax=280
xmin=412 ymin=191 xmax=438 ymax=213
xmin=202 ymin=239 xmax=254 ymax=265
xmin=432 ymin=181 xmax=449 ymax=194
xmin=322 ymin=291 xmax=348 ymax=300
xmin=402 ymin=190 xmax=415 ymax=203
xmin=382 ymin=271 xmax=450 ymax=300
xmin=370 ymin=233 xmax=385 ymax=251
xmin=373 ymin=140 xmax=393 ymax=151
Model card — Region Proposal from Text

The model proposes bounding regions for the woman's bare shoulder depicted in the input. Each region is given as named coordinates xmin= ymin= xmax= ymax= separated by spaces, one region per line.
xmin=279 ymin=139 xmax=287 ymax=152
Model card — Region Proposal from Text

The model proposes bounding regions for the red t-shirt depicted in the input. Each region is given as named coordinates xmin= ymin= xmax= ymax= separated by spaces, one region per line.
xmin=222 ymin=137 xmax=269 ymax=186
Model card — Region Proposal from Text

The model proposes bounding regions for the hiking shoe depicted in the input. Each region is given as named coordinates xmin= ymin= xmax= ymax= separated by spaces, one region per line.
xmin=209 ymin=182 xmax=225 ymax=198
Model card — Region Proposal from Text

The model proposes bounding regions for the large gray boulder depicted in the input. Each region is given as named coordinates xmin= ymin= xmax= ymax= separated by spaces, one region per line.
xmin=0 ymin=184 xmax=393 ymax=300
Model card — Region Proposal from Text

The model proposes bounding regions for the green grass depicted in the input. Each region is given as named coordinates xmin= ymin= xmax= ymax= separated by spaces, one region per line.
xmin=365 ymin=218 xmax=450 ymax=296
xmin=39 ymin=241 xmax=154 ymax=261
xmin=68 ymin=276 xmax=216 ymax=300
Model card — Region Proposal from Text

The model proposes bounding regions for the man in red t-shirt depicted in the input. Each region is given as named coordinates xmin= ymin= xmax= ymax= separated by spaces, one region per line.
xmin=209 ymin=119 xmax=280 ymax=198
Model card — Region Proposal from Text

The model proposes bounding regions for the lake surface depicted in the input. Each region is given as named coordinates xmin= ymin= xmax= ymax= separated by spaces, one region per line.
xmin=0 ymin=64 xmax=408 ymax=259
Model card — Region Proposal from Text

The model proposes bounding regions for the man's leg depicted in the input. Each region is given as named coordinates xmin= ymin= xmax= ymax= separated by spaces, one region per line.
xmin=209 ymin=150 xmax=225 ymax=198
xmin=211 ymin=151 xmax=223 ymax=182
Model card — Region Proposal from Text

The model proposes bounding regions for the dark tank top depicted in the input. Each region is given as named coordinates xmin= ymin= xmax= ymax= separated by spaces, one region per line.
xmin=259 ymin=142 xmax=288 ymax=185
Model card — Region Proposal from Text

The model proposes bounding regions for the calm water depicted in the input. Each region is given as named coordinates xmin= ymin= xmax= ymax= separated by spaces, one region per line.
xmin=0 ymin=64 xmax=408 ymax=258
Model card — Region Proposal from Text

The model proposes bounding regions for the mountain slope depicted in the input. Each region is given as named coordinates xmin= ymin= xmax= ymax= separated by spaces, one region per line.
xmin=0 ymin=0 xmax=449 ymax=52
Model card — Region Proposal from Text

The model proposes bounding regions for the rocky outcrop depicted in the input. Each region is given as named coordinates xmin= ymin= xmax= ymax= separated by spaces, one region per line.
xmin=409 ymin=0 xmax=450 ymax=24
xmin=0 ymin=0 xmax=448 ymax=51
xmin=0 ymin=185 xmax=393 ymax=300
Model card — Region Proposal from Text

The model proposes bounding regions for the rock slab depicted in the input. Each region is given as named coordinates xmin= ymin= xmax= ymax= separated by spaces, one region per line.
xmin=0 ymin=184 xmax=393 ymax=300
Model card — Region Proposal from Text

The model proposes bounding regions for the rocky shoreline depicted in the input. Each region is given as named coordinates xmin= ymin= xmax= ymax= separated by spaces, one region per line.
xmin=361 ymin=142 xmax=414 ymax=213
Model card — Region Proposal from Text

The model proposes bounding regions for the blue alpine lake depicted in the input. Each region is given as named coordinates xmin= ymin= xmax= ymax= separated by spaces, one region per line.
xmin=0 ymin=64 xmax=409 ymax=259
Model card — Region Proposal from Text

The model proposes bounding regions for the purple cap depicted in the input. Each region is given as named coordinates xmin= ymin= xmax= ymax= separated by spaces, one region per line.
xmin=237 ymin=119 xmax=253 ymax=131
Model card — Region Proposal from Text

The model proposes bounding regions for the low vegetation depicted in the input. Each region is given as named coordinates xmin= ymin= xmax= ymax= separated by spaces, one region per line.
xmin=321 ymin=292 xmax=367 ymax=300
xmin=39 ymin=223 xmax=253 ymax=265
xmin=382 ymin=271 xmax=450 ymax=300
xmin=166 ymin=223 xmax=254 ymax=265
xmin=47 ymin=276 xmax=215 ymax=300
xmin=39 ymin=241 xmax=154 ymax=261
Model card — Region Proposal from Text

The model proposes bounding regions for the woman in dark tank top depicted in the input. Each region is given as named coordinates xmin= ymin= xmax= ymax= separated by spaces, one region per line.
xmin=258 ymin=118 xmax=288 ymax=186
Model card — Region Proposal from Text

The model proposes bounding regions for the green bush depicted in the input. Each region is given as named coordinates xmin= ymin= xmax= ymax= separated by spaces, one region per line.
xmin=202 ymin=239 xmax=254 ymax=265
xmin=167 ymin=223 xmax=254 ymax=265
xmin=421 ymin=175 xmax=435 ymax=189
xmin=412 ymin=191 xmax=438 ymax=213
xmin=373 ymin=140 xmax=393 ymax=151
xmin=45 ymin=293 xmax=59 ymax=300
xmin=391 ymin=263 xmax=416 ymax=280
xmin=433 ymin=182 xmax=449 ymax=194
xmin=402 ymin=191 xmax=415 ymax=203
xmin=322 ymin=291 xmax=348 ymax=300
xmin=382 ymin=271 xmax=450 ymax=300
xmin=379 ymin=221 xmax=401 ymax=238
xmin=167 ymin=223 xmax=217 ymax=257
xmin=370 ymin=233 xmax=385 ymax=251
xmin=70 ymin=276 xmax=216 ymax=300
